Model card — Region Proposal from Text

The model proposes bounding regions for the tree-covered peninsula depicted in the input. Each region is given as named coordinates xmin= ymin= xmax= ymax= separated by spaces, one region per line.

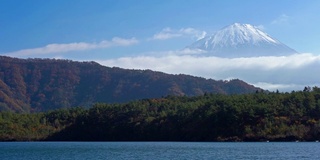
xmin=1 ymin=87 xmax=320 ymax=142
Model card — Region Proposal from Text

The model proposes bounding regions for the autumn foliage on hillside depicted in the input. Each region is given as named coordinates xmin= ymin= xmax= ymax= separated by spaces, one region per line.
xmin=0 ymin=56 xmax=260 ymax=112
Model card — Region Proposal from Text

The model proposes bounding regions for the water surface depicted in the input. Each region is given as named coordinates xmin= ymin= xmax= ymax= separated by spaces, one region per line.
xmin=0 ymin=142 xmax=319 ymax=159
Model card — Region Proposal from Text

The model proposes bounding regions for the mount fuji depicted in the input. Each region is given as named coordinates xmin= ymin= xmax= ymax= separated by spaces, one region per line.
xmin=187 ymin=23 xmax=298 ymax=57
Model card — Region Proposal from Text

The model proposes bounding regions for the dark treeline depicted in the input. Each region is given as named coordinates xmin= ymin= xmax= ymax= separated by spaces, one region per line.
xmin=1 ymin=87 xmax=320 ymax=141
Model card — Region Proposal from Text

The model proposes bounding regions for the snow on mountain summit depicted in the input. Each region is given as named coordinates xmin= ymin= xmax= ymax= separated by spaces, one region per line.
xmin=187 ymin=23 xmax=298 ymax=57
xmin=212 ymin=23 xmax=278 ymax=45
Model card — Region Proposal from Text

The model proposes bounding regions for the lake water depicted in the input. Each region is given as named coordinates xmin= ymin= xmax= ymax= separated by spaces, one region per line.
xmin=0 ymin=142 xmax=319 ymax=159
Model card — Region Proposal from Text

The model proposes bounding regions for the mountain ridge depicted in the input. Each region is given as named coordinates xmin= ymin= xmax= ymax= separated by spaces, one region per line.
xmin=187 ymin=23 xmax=298 ymax=57
xmin=0 ymin=56 xmax=262 ymax=112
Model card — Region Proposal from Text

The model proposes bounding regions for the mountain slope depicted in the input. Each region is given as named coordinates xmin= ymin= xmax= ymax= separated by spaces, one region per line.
xmin=0 ymin=56 xmax=261 ymax=112
xmin=187 ymin=23 xmax=297 ymax=57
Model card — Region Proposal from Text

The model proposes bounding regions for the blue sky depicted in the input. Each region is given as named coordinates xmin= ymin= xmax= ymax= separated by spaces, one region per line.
xmin=1 ymin=0 xmax=320 ymax=91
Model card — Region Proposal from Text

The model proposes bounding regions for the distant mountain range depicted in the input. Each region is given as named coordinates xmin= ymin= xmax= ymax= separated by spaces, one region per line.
xmin=0 ymin=56 xmax=261 ymax=112
xmin=187 ymin=23 xmax=297 ymax=57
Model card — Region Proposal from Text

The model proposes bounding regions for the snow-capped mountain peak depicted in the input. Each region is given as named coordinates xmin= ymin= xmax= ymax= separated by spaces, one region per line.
xmin=214 ymin=23 xmax=278 ymax=45
xmin=187 ymin=23 xmax=297 ymax=57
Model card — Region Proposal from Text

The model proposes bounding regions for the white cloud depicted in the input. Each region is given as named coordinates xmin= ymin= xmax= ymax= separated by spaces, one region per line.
xmin=256 ymin=25 xmax=265 ymax=30
xmin=177 ymin=48 xmax=207 ymax=55
xmin=272 ymin=14 xmax=290 ymax=25
xmin=252 ymin=82 xmax=305 ymax=92
xmin=5 ymin=37 xmax=138 ymax=57
xmin=108 ymin=37 xmax=139 ymax=46
xmin=152 ymin=28 xmax=181 ymax=40
xmin=96 ymin=53 xmax=320 ymax=92
xmin=151 ymin=27 xmax=206 ymax=40
xmin=144 ymin=48 xmax=207 ymax=56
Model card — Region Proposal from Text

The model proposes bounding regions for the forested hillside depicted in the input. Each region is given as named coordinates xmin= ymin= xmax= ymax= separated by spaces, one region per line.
xmin=1 ymin=88 xmax=320 ymax=141
xmin=0 ymin=56 xmax=261 ymax=112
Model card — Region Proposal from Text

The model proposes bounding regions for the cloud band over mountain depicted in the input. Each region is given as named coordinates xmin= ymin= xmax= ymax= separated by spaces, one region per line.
xmin=97 ymin=52 xmax=320 ymax=91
